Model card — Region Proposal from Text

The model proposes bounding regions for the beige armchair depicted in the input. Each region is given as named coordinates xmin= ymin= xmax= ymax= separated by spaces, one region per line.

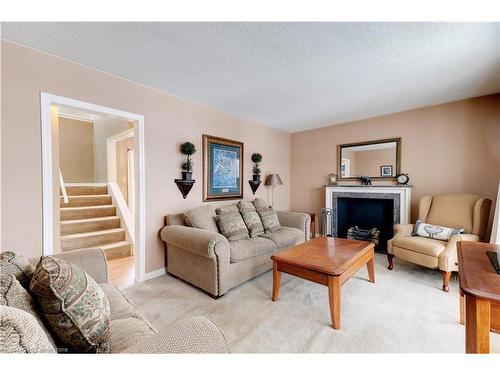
xmin=387 ymin=193 xmax=492 ymax=292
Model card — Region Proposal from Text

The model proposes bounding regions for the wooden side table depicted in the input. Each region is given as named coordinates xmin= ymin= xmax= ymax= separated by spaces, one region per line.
xmin=308 ymin=213 xmax=316 ymax=239
xmin=457 ymin=241 xmax=500 ymax=353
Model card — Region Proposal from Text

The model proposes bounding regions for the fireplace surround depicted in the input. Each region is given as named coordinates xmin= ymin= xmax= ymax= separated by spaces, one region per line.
xmin=324 ymin=185 xmax=412 ymax=252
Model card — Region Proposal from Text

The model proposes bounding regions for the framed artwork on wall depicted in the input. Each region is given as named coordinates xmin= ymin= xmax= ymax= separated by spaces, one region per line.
xmin=202 ymin=134 xmax=244 ymax=201
xmin=380 ymin=165 xmax=393 ymax=177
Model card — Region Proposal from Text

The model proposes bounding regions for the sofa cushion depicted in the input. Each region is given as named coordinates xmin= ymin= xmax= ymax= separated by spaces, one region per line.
xmin=260 ymin=227 xmax=304 ymax=248
xmin=1 ymin=274 xmax=57 ymax=349
xmin=0 ymin=251 xmax=35 ymax=288
xmin=99 ymin=283 xmax=137 ymax=321
xmin=108 ymin=315 xmax=157 ymax=353
xmin=253 ymin=197 xmax=270 ymax=209
xmin=30 ymin=256 xmax=111 ymax=353
xmin=216 ymin=211 xmax=250 ymax=242
xmin=237 ymin=201 xmax=265 ymax=238
xmin=393 ymin=236 xmax=447 ymax=257
xmin=215 ymin=204 xmax=239 ymax=215
xmin=257 ymin=207 xmax=281 ymax=233
xmin=184 ymin=205 xmax=219 ymax=233
xmin=229 ymin=237 xmax=276 ymax=263
xmin=0 ymin=306 xmax=56 ymax=353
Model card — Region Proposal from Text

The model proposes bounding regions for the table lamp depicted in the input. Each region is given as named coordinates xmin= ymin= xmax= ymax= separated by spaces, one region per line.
xmin=265 ymin=174 xmax=283 ymax=207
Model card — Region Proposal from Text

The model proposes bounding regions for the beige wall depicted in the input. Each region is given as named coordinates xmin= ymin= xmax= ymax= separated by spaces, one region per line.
xmin=1 ymin=41 xmax=291 ymax=273
xmin=59 ymin=117 xmax=94 ymax=183
xmin=93 ymin=115 xmax=131 ymax=183
xmin=291 ymin=95 xmax=500 ymax=233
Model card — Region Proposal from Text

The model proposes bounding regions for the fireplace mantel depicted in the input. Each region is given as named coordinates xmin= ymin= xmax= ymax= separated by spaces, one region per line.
xmin=324 ymin=185 xmax=412 ymax=237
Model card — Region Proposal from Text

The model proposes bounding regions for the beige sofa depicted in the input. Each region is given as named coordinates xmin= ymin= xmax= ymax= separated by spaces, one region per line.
xmin=387 ymin=193 xmax=492 ymax=292
xmin=161 ymin=203 xmax=310 ymax=297
xmin=1 ymin=249 xmax=229 ymax=353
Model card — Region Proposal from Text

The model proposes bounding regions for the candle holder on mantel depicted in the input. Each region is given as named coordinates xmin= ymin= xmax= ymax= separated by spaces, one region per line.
xmin=175 ymin=179 xmax=195 ymax=199
xmin=248 ymin=180 xmax=261 ymax=195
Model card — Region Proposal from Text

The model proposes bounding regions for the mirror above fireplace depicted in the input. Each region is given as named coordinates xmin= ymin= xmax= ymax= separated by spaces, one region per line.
xmin=337 ymin=138 xmax=401 ymax=180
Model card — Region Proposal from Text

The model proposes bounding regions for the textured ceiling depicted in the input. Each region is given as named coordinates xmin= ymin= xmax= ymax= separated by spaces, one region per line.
xmin=2 ymin=22 xmax=499 ymax=132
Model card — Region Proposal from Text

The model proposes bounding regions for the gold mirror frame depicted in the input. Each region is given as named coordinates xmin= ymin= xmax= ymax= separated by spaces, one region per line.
xmin=337 ymin=137 xmax=401 ymax=181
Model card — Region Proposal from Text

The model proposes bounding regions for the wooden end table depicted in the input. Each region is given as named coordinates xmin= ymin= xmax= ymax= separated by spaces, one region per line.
xmin=271 ymin=237 xmax=375 ymax=330
xmin=457 ymin=241 xmax=500 ymax=353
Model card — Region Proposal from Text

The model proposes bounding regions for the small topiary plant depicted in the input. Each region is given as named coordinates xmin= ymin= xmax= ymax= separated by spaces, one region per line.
xmin=251 ymin=153 xmax=263 ymax=180
xmin=180 ymin=142 xmax=196 ymax=172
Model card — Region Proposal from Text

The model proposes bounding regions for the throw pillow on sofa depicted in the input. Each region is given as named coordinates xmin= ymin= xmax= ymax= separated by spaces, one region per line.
xmin=184 ymin=205 xmax=219 ymax=233
xmin=1 ymin=274 xmax=57 ymax=349
xmin=253 ymin=198 xmax=270 ymax=210
xmin=257 ymin=207 xmax=281 ymax=233
xmin=216 ymin=211 xmax=250 ymax=242
xmin=413 ymin=219 xmax=464 ymax=241
xmin=237 ymin=201 xmax=265 ymax=238
xmin=30 ymin=256 xmax=111 ymax=353
xmin=0 ymin=251 xmax=35 ymax=289
xmin=215 ymin=204 xmax=239 ymax=215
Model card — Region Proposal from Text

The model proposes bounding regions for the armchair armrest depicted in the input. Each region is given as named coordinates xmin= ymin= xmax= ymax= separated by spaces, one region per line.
xmin=387 ymin=224 xmax=414 ymax=255
xmin=276 ymin=211 xmax=310 ymax=241
xmin=438 ymin=234 xmax=480 ymax=272
xmin=53 ymin=248 xmax=108 ymax=283
xmin=160 ymin=225 xmax=229 ymax=259
xmin=122 ymin=316 xmax=229 ymax=354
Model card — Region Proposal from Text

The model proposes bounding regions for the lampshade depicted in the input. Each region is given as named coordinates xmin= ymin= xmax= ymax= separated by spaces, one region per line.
xmin=265 ymin=174 xmax=283 ymax=187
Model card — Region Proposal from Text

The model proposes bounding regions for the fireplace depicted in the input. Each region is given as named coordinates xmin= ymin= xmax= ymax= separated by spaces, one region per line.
xmin=324 ymin=185 xmax=412 ymax=252
xmin=337 ymin=197 xmax=394 ymax=252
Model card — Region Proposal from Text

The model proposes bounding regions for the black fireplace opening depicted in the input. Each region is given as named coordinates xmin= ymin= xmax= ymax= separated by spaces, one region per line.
xmin=337 ymin=197 xmax=394 ymax=253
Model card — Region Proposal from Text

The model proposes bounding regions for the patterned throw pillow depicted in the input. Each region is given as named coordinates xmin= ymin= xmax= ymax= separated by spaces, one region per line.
xmin=0 ymin=251 xmax=35 ymax=288
xmin=30 ymin=256 xmax=111 ymax=353
xmin=257 ymin=207 xmax=281 ymax=233
xmin=1 ymin=274 xmax=57 ymax=349
xmin=216 ymin=211 xmax=250 ymax=242
xmin=253 ymin=198 xmax=270 ymax=210
xmin=237 ymin=201 xmax=265 ymax=238
xmin=0 ymin=306 xmax=56 ymax=353
xmin=413 ymin=219 xmax=464 ymax=241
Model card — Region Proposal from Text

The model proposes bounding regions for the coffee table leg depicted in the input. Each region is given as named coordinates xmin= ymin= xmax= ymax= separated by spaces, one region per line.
xmin=367 ymin=253 xmax=375 ymax=283
xmin=328 ymin=275 xmax=341 ymax=329
xmin=272 ymin=260 xmax=281 ymax=301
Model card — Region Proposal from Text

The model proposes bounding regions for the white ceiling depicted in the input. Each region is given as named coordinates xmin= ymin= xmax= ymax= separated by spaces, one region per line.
xmin=2 ymin=22 xmax=499 ymax=132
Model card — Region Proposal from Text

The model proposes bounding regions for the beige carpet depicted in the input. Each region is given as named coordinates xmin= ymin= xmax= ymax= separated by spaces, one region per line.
xmin=124 ymin=254 xmax=500 ymax=353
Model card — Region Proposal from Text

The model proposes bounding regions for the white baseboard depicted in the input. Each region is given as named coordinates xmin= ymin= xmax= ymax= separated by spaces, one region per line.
xmin=143 ymin=267 xmax=166 ymax=281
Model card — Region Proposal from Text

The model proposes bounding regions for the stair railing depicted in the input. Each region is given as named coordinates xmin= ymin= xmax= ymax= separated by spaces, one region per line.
xmin=59 ymin=169 xmax=69 ymax=204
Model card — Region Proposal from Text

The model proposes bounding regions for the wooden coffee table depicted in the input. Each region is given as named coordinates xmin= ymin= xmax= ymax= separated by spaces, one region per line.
xmin=271 ymin=236 xmax=375 ymax=330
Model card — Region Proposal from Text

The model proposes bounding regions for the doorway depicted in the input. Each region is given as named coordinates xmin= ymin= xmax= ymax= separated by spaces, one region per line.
xmin=40 ymin=93 xmax=146 ymax=285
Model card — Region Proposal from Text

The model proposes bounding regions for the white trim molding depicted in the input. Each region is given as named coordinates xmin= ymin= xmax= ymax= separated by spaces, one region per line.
xmin=490 ymin=180 xmax=500 ymax=244
xmin=144 ymin=267 xmax=167 ymax=281
xmin=40 ymin=93 xmax=147 ymax=282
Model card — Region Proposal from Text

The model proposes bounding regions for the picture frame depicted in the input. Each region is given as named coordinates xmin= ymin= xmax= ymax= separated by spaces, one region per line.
xmin=202 ymin=134 xmax=244 ymax=201
xmin=380 ymin=165 xmax=393 ymax=177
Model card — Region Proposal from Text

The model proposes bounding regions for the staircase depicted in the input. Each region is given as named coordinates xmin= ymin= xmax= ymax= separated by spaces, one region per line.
xmin=60 ymin=184 xmax=132 ymax=259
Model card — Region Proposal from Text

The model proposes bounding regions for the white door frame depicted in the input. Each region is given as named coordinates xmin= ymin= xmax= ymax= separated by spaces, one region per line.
xmin=40 ymin=93 xmax=146 ymax=282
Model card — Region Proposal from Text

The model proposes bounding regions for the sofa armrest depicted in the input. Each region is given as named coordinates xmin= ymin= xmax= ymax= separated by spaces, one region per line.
xmin=122 ymin=316 xmax=229 ymax=354
xmin=438 ymin=234 xmax=480 ymax=272
xmin=160 ymin=225 xmax=229 ymax=259
xmin=53 ymin=248 xmax=108 ymax=283
xmin=276 ymin=211 xmax=310 ymax=241
xmin=387 ymin=224 xmax=414 ymax=255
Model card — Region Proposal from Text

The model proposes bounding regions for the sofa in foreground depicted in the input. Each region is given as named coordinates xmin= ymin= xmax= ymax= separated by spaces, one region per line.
xmin=0 ymin=248 xmax=229 ymax=354
xmin=160 ymin=200 xmax=310 ymax=298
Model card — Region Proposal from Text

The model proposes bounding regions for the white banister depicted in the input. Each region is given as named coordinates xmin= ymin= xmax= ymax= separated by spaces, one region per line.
xmin=59 ymin=169 xmax=69 ymax=204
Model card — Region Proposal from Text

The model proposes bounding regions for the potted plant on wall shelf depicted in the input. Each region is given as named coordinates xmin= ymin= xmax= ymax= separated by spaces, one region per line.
xmin=251 ymin=153 xmax=263 ymax=181
xmin=181 ymin=141 xmax=196 ymax=181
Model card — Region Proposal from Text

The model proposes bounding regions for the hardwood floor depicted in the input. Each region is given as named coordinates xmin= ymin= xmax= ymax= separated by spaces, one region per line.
xmin=108 ymin=255 xmax=135 ymax=290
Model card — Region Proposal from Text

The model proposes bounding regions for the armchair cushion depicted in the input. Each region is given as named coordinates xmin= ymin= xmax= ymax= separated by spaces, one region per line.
xmin=392 ymin=236 xmax=446 ymax=257
xmin=260 ymin=227 xmax=304 ymax=248
xmin=229 ymin=237 xmax=276 ymax=263
xmin=413 ymin=219 xmax=464 ymax=241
